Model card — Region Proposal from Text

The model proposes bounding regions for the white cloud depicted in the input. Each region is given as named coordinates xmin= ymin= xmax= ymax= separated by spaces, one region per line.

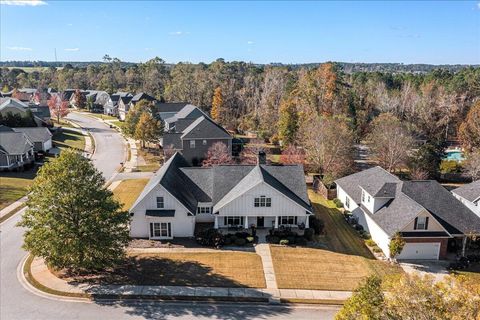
xmin=0 ymin=0 xmax=47 ymax=6
xmin=64 ymin=48 xmax=79 ymax=52
xmin=247 ymin=41 xmax=254 ymax=45
xmin=7 ymin=46 xmax=32 ymax=51
xmin=169 ymin=31 xmax=189 ymax=36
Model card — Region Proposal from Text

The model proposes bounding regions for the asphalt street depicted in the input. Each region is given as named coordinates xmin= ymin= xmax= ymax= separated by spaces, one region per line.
xmin=0 ymin=113 xmax=340 ymax=320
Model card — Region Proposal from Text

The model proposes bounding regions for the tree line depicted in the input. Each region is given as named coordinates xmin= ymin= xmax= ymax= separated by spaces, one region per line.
xmin=1 ymin=58 xmax=479 ymax=181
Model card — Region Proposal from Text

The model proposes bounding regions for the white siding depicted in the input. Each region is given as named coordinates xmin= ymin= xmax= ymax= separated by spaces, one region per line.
xmin=130 ymin=184 xmax=195 ymax=238
xmin=337 ymin=186 xmax=358 ymax=212
xmin=354 ymin=208 xmax=391 ymax=257
xmin=453 ymin=194 xmax=480 ymax=218
xmin=218 ymin=182 xmax=308 ymax=218
xmin=43 ymin=139 xmax=52 ymax=151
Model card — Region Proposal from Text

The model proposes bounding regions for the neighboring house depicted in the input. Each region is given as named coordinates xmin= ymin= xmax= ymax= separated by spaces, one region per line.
xmin=335 ymin=166 xmax=480 ymax=260
xmin=161 ymin=104 xmax=232 ymax=165
xmin=107 ymin=92 xmax=132 ymax=117
xmin=452 ymin=181 xmax=480 ymax=218
xmin=13 ymin=88 xmax=37 ymax=102
xmin=129 ymin=152 xmax=312 ymax=239
xmin=0 ymin=130 xmax=34 ymax=169
xmin=155 ymin=102 xmax=189 ymax=123
xmin=61 ymin=89 xmax=76 ymax=102
xmin=11 ymin=127 xmax=52 ymax=152
xmin=118 ymin=95 xmax=134 ymax=120
xmin=69 ymin=90 xmax=88 ymax=108
xmin=86 ymin=90 xmax=112 ymax=113
xmin=0 ymin=98 xmax=48 ymax=127
xmin=118 ymin=92 xmax=156 ymax=121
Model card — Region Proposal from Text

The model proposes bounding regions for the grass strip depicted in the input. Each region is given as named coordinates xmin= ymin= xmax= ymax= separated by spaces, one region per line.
xmin=0 ymin=203 xmax=26 ymax=224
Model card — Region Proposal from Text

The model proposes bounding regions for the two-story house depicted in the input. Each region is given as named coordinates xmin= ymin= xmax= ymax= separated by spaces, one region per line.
xmin=161 ymin=104 xmax=232 ymax=166
xmin=335 ymin=166 xmax=480 ymax=260
xmin=129 ymin=152 xmax=312 ymax=239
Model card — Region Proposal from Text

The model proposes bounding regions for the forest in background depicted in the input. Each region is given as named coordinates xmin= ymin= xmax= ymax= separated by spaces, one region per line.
xmin=1 ymin=58 xmax=480 ymax=182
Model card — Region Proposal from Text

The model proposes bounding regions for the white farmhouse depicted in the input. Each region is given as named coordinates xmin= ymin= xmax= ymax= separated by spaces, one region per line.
xmin=130 ymin=153 xmax=312 ymax=239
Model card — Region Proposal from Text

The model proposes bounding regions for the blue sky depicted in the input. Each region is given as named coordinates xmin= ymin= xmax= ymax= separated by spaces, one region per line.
xmin=1 ymin=1 xmax=479 ymax=64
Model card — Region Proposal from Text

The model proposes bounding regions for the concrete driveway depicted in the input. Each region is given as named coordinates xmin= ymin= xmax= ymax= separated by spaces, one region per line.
xmin=399 ymin=260 xmax=450 ymax=282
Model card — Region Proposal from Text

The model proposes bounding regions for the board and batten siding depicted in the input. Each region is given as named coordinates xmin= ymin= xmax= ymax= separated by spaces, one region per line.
xmin=217 ymin=182 xmax=308 ymax=218
xmin=130 ymin=184 xmax=195 ymax=238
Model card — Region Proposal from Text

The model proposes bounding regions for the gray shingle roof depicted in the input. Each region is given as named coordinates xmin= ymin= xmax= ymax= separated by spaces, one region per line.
xmin=131 ymin=153 xmax=312 ymax=214
xmin=402 ymin=181 xmax=480 ymax=235
xmin=181 ymin=116 xmax=231 ymax=140
xmin=335 ymin=166 xmax=400 ymax=204
xmin=452 ymin=180 xmax=480 ymax=203
xmin=162 ymin=133 xmax=183 ymax=149
xmin=12 ymin=127 xmax=52 ymax=143
xmin=131 ymin=92 xmax=156 ymax=103
xmin=155 ymin=102 xmax=189 ymax=113
xmin=0 ymin=131 xmax=33 ymax=154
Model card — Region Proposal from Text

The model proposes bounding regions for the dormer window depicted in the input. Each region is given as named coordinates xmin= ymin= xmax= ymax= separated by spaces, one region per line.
xmin=362 ymin=190 xmax=365 ymax=202
xmin=414 ymin=216 xmax=429 ymax=230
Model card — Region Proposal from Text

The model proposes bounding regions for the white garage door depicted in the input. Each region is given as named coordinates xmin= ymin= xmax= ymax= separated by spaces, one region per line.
xmin=397 ymin=242 xmax=440 ymax=260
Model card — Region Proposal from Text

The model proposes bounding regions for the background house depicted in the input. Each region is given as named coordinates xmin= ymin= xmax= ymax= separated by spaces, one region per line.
xmin=107 ymin=92 xmax=132 ymax=116
xmin=0 ymin=98 xmax=49 ymax=127
xmin=11 ymin=127 xmax=52 ymax=152
xmin=452 ymin=181 xmax=480 ymax=218
xmin=161 ymin=104 xmax=232 ymax=165
xmin=0 ymin=129 xmax=34 ymax=170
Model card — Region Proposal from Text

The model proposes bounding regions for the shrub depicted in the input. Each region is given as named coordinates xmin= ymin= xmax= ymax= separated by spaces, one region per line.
xmin=234 ymin=238 xmax=247 ymax=246
xmin=287 ymin=236 xmax=296 ymax=244
xmin=195 ymin=228 xmax=225 ymax=247
xmin=309 ymin=215 xmax=325 ymax=235
xmin=246 ymin=236 xmax=254 ymax=243
xmin=365 ymin=239 xmax=377 ymax=247
xmin=303 ymin=228 xmax=315 ymax=241
xmin=295 ymin=237 xmax=308 ymax=246
xmin=224 ymin=237 xmax=232 ymax=245
xmin=355 ymin=224 xmax=364 ymax=232
xmin=279 ymin=239 xmax=289 ymax=245
xmin=270 ymin=236 xmax=280 ymax=244
xmin=373 ymin=247 xmax=383 ymax=253
xmin=440 ymin=160 xmax=462 ymax=174
xmin=333 ymin=198 xmax=344 ymax=208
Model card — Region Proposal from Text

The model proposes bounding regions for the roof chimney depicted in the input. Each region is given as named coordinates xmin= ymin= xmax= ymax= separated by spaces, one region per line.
xmin=257 ymin=151 xmax=267 ymax=165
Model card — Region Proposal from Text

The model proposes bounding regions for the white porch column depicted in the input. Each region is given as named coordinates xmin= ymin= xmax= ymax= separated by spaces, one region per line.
xmin=214 ymin=216 xmax=219 ymax=229
xmin=462 ymin=236 xmax=467 ymax=257
xmin=274 ymin=216 xmax=279 ymax=229
xmin=244 ymin=216 xmax=248 ymax=229
xmin=305 ymin=216 xmax=310 ymax=228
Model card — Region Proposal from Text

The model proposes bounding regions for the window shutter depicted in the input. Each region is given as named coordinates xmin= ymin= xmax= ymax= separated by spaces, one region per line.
xmin=224 ymin=217 xmax=227 ymax=225
xmin=168 ymin=223 xmax=172 ymax=237
xmin=149 ymin=223 xmax=153 ymax=237
xmin=414 ymin=217 xmax=418 ymax=230
xmin=425 ymin=217 xmax=429 ymax=230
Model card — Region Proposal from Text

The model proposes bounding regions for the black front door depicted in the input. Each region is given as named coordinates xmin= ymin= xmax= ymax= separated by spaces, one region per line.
xmin=257 ymin=217 xmax=264 ymax=228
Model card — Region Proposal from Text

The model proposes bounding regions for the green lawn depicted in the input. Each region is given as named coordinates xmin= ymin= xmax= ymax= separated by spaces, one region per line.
xmin=270 ymin=189 xmax=403 ymax=291
xmin=52 ymin=129 xmax=85 ymax=151
xmin=111 ymin=120 xmax=124 ymax=129
xmin=136 ymin=146 xmax=162 ymax=172
xmin=0 ymin=170 xmax=36 ymax=210
xmin=112 ymin=179 xmax=149 ymax=211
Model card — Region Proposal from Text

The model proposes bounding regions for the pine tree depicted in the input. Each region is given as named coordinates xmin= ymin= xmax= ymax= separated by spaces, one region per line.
xmin=211 ymin=86 xmax=223 ymax=123
xmin=18 ymin=150 xmax=129 ymax=271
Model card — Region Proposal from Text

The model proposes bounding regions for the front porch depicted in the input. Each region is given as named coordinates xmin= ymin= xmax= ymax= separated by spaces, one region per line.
xmin=212 ymin=215 xmax=310 ymax=231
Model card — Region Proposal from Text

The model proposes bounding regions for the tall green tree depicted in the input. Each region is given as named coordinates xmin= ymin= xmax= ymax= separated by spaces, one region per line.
xmin=122 ymin=100 xmax=152 ymax=137
xmin=134 ymin=112 xmax=163 ymax=148
xmin=18 ymin=150 xmax=129 ymax=271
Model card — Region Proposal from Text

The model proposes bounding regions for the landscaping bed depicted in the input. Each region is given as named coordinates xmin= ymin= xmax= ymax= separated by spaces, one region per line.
xmin=53 ymin=252 xmax=266 ymax=288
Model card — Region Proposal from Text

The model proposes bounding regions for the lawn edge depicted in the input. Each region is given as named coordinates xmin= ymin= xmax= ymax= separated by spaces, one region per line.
xmin=0 ymin=203 xmax=26 ymax=224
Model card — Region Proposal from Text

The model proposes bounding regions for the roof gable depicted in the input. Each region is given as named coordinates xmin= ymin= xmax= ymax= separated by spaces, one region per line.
xmin=452 ymin=180 xmax=480 ymax=203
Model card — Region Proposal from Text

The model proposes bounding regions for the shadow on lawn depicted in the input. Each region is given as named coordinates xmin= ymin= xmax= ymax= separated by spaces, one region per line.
xmin=64 ymin=256 xmax=290 ymax=320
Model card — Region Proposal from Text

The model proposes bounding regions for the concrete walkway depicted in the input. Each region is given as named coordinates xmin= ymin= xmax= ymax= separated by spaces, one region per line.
xmin=0 ymin=196 xmax=27 ymax=220
xmin=255 ymin=244 xmax=278 ymax=290
xmin=29 ymin=256 xmax=352 ymax=302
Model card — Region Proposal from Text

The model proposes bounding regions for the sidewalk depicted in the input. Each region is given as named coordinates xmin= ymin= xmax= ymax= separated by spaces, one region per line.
xmin=255 ymin=244 xmax=278 ymax=289
xmin=28 ymin=256 xmax=351 ymax=303
xmin=0 ymin=196 xmax=27 ymax=221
